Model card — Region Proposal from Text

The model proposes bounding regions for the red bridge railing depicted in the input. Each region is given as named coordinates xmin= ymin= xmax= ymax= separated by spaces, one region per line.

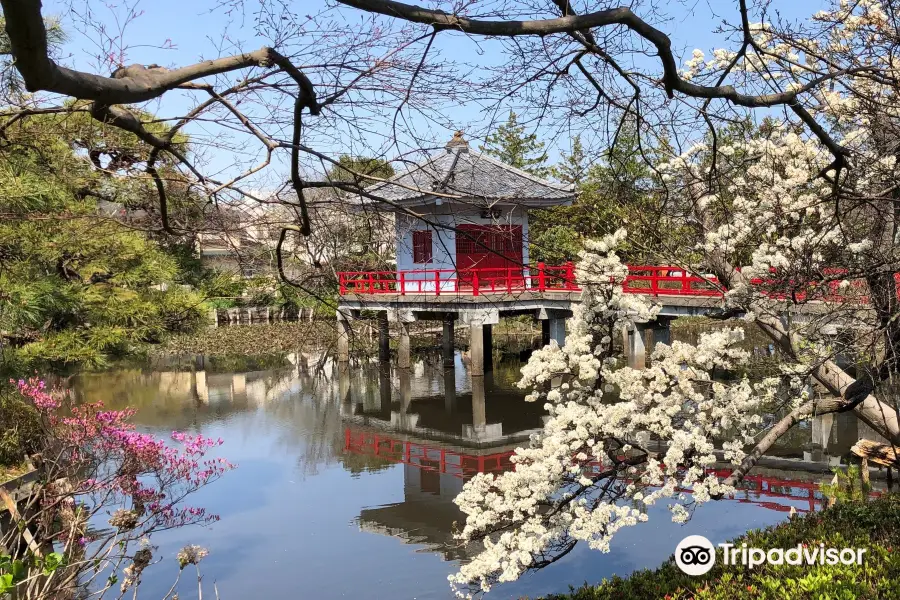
xmin=338 ymin=265 xmax=897 ymax=302
xmin=338 ymin=263 xmax=578 ymax=297
xmin=622 ymin=266 xmax=723 ymax=297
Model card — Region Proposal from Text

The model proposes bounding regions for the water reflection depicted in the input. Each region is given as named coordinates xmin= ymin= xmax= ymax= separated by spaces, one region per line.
xmin=343 ymin=361 xmax=545 ymax=445
xmin=61 ymin=351 xmax=891 ymax=599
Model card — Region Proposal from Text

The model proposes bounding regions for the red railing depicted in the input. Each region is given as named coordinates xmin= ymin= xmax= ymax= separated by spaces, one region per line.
xmin=622 ymin=266 xmax=723 ymax=297
xmin=338 ymin=263 xmax=578 ymax=297
xmin=338 ymin=264 xmax=898 ymax=302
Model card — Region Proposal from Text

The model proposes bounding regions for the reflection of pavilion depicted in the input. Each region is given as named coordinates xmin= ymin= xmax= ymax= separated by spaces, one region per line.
xmin=347 ymin=427 xmax=514 ymax=560
xmin=339 ymin=358 xmax=547 ymax=446
xmin=339 ymin=357 xmax=533 ymax=559
xmin=345 ymin=423 xmax=869 ymax=562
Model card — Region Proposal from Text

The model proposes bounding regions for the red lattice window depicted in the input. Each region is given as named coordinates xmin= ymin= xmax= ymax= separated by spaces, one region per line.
xmin=412 ymin=230 xmax=433 ymax=263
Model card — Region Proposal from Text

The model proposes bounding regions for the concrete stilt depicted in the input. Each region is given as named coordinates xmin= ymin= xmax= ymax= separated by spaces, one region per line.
xmin=469 ymin=322 xmax=484 ymax=377
xmin=378 ymin=312 xmax=390 ymax=364
xmin=194 ymin=370 xmax=209 ymax=404
xmin=548 ymin=318 xmax=566 ymax=347
xmin=232 ymin=373 xmax=247 ymax=397
xmin=442 ymin=317 xmax=455 ymax=369
xmin=541 ymin=319 xmax=551 ymax=346
xmin=472 ymin=375 xmax=486 ymax=431
xmin=336 ymin=312 xmax=351 ymax=363
xmin=628 ymin=324 xmax=647 ymax=369
xmin=651 ymin=322 xmax=672 ymax=348
xmin=483 ymin=324 xmax=493 ymax=372
xmin=398 ymin=321 xmax=411 ymax=369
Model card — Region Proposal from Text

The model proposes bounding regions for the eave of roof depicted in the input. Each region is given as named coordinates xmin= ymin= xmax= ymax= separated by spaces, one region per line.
xmin=357 ymin=148 xmax=575 ymax=209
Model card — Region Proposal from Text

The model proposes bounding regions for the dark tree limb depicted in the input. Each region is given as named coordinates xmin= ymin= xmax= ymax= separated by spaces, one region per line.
xmin=1 ymin=0 xmax=320 ymax=235
xmin=337 ymin=0 xmax=858 ymax=165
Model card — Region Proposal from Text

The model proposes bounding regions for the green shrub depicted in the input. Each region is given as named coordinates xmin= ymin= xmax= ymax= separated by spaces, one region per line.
xmin=0 ymin=391 xmax=43 ymax=467
xmin=542 ymin=495 xmax=900 ymax=600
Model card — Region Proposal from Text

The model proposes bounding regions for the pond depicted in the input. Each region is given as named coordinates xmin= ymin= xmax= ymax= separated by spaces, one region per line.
xmin=64 ymin=350 xmax=876 ymax=600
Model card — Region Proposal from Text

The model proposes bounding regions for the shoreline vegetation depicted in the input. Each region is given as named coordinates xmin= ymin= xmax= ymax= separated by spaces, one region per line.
xmin=537 ymin=495 xmax=900 ymax=600
xmin=152 ymin=316 xmax=546 ymax=362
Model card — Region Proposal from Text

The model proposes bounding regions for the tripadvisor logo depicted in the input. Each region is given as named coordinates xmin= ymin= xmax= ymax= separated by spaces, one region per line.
xmin=675 ymin=535 xmax=716 ymax=576
xmin=674 ymin=535 xmax=867 ymax=576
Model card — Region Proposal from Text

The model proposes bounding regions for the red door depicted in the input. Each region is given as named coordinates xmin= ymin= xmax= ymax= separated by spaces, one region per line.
xmin=455 ymin=225 xmax=523 ymax=291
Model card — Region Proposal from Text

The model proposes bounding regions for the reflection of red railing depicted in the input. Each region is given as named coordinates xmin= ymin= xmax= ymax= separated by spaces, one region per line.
xmin=344 ymin=428 xmax=514 ymax=478
xmin=705 ymin=468 xmax=824 ymax=513
xmin=338 ymin=264 xmax=578 ymax=297
xmin=342 ymin=429 xmax=876 ymax=514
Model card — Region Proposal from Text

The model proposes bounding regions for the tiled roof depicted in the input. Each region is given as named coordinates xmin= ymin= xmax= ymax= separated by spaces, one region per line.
xmin=363 ymin=142 xmax=574 ymax=207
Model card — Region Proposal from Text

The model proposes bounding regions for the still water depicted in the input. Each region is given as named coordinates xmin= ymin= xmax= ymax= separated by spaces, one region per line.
xmin=64 ymin=352 xmax=870 ymax=600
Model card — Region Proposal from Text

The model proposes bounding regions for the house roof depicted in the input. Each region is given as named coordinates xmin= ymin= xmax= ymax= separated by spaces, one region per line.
xmin=361 ymin=133 xmax=574 ymax=208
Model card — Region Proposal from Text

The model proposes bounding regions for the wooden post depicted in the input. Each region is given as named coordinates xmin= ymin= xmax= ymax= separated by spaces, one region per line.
xmin=378 ymin=312 xmax=390 ymax=364
xmin=0 ymin=487 xmax=45 ymax=558
xmin=443 ymin=317 xmax=455 ymax=369
xmin=483 ymin=324 xmax=493 ymax=372
xmin=399 ymin=271 xmax=406 ymax=296
xmin=444 ymin=368 xmax=457 ymax=411
xmin=472 ymin=271 xmax=479 ymax=297
xmin=435 ymin=270 xmax=441 ymax=296
xmin=538 ymin=262 xmax=546 ymax=291
xmin=378 ymin=364 xmax=391 ymax=409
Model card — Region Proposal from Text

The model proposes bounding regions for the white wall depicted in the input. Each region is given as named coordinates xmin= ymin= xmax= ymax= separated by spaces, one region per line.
xmin=394 ymin=203 xmax=530 ymax=291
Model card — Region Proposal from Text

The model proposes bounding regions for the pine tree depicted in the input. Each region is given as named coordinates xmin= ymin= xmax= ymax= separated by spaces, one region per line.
xmin=327 ymin=155 xmax=395 ymax=184
xmin=479 ymin=111 xmax=550 ymax=177
xmin=551 ymin=136 xmax=588 ymax=187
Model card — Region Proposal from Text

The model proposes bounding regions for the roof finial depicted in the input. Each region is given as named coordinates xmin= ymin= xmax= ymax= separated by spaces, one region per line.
xmin=445 ymin=130 xmax=469 ymax=152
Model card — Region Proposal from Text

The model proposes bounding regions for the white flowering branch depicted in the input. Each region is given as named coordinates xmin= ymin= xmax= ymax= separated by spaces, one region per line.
xmin=449 ymin=232 xmax=781 ymax=597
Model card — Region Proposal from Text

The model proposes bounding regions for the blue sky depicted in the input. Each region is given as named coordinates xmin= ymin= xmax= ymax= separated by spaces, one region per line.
xmin=41 ymin=0 xmax=826 ymax=180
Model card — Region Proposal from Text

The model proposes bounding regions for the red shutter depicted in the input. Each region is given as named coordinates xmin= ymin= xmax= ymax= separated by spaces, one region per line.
xmin=413 ymin=230 xmax=433 ymax=263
